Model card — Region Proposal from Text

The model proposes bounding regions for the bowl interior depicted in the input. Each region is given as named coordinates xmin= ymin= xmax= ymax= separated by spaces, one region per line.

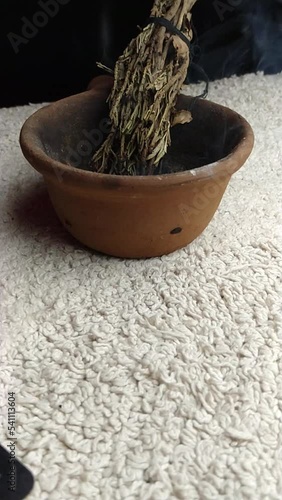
xmin=32 ymin=92 xmax=247 ymax=175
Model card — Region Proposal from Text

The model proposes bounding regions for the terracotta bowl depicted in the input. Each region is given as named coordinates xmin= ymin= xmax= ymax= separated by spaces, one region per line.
xmin=20 ymin=76 xmax=254 ymax=258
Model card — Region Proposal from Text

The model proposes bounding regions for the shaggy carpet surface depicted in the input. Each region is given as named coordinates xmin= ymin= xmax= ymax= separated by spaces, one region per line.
xmin=0 ymin=73 xmax=282 ymax=500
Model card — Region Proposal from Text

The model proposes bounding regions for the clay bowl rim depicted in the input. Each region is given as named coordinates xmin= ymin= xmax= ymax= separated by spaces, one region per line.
xmin=20 ymin=89 xmax=255 ymax=191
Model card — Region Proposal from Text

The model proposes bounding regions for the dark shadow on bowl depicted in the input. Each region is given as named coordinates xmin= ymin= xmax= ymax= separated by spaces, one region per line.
xmin=10 ymin=181 xmax=110 ymax=257
xmin=10 ymin=182 xmax=76 ymax=246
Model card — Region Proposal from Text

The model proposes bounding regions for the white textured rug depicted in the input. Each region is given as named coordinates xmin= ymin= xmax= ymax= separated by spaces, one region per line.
xmin=1 ymin=73 xmax=282 ymax=500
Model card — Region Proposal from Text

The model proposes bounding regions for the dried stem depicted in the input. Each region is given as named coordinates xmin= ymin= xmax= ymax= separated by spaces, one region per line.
xmin=90 ymin=0 xmax=197 ymax=175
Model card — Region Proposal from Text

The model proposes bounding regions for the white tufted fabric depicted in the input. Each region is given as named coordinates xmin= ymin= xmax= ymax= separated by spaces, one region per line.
xmin=0 ymin=73 xmax=282 ymax=499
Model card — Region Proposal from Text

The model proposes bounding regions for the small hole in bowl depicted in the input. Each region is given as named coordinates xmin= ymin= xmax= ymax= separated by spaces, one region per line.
xmin=170 ymin=227 xmax=182 ymax=235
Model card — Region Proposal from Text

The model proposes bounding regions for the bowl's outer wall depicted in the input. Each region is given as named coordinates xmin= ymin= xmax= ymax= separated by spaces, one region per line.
xmin=20 ymin=76 xmax=254 ymax=258
xmin=44 ymin=174 xmax=230 ymax=258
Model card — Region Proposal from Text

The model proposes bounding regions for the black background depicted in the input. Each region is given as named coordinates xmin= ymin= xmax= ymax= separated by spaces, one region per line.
xmin=1 ymin=0 xmax=281 ymax=108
